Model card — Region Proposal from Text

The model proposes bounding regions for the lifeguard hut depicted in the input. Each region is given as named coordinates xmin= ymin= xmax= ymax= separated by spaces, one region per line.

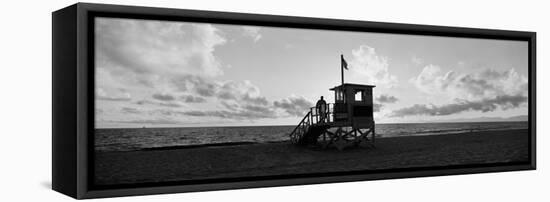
xmin=289 ymin=55 xmax=376 ymax=150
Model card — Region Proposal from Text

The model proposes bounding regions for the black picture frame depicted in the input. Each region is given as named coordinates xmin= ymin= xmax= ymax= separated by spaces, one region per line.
xmin=52 ymin=3 xmax=536 ymax=199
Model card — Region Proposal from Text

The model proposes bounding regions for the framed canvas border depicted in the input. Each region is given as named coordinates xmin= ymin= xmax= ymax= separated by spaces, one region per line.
xmin=52 ymin=3 xmax=536 ymax=199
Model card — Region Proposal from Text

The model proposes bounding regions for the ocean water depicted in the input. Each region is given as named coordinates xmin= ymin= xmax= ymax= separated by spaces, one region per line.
xmin=95 ymin=121 xmax=528 ymax=152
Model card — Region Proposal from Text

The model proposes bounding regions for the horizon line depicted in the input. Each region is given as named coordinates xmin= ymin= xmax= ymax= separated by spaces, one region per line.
xmin=95 ymin=119 xmax=528 ymax=129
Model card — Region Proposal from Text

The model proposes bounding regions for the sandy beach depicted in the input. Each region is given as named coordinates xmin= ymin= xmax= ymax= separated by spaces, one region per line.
xmin=94 ymin=129 xmax=529 ymax=186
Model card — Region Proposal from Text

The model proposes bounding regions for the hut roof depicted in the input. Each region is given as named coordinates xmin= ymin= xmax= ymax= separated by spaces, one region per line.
xmin=329 ymin=83 xmax=376 ymax=91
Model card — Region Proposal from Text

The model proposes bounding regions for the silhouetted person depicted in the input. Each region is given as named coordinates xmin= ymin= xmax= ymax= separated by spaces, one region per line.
xmin=316 ymin=96 xmax=327 ymax=123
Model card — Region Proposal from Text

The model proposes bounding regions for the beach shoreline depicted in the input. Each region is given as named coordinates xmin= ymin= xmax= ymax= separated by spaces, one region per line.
xmin=95 ymin=129 xmax=529 ymax=186
xmin=94 ymin=122 xmax=528 ymax=152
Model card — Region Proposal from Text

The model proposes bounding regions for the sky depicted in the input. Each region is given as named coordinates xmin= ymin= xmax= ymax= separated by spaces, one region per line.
xmin=94 ymin=17 xmax=529 ymax=128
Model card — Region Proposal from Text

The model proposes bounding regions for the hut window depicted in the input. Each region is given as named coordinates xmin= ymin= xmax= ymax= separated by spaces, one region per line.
xmin=354 ymin=90 xmax=363 ymax=101
xmin=336 ymin=90 xmax=344 ymax=101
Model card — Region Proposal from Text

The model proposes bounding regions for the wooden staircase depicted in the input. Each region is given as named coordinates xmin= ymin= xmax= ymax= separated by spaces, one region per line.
xmin=289 ymin=106 xmax=332 ymax=145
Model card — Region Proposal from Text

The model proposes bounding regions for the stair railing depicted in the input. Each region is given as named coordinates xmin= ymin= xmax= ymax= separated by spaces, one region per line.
xmin=289 ymin=103 xmax=335 ymax=144
xmin=289 ymin=109 xmax=312 ymax=144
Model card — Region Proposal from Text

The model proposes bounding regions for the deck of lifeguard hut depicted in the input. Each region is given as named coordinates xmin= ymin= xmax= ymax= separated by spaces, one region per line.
xmin=289 ymin=83 xmax=377 ymax=149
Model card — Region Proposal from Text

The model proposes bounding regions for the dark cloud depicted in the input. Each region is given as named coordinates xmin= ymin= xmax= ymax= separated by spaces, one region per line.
xmin=170 ymin=74 xmax=269 ymax=106
xmin=136 ymin=99 xmax=183 ymax=108
xmin=181 ymin=109 xmax=276 ymax=120
xmin=376 ymin=94 xmax=398 ymax=103
xmin=221 ymin=101 xmax=240 ymax=111
xmin=115 ymin=118 xmax=182 ymax=125
xmin=242 ymin=104 xmax=273 ymax=114
xmin=148 ymin=99 xmax=277 ymax=120
xmin=148 ymin=109 xmax=176 ymax=116
xmin=170 ymin=74 xmax=218 ymax=97
xmin=390 ymin=94 xmax=527 ymax=117
xmin=178 ymin=95 xmax=276 ymax=119
xmin=160 ymin=102 xmax=183 ymax=108
xmin=180 ymin=95 xmax=207 ymax=103
xmin=373 ymin=94 xmax=398 ymax=111
xmin=148 ymin=95 xmax=313 ymax=120
xmin=456 ymin=74 xmax=494 ymax=97
xmin=373 ymin=103 xmax=382 ymax=112
xmin=273 ymin=97 xmax=313 ymax=117
xmin=218 ymin=92 xmax=237 ymax=100
xmin=97 ymin=96 xmax=131 ymax=102
xmin=120 ymin=107 xmax=141 ymax=114
xmin=218 ymin=91 xmax=236 ymax=100
xmin=151 ymin=75 xmax=282 ymax=120
xmin=152 ymin=93 xmax=176 ymax=101
xmin=243 ymin=94 xmax=269 ymax=106
xmin=195 ymin=83 xmax=218 ymax=97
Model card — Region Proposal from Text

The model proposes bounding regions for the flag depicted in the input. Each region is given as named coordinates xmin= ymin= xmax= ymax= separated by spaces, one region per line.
xmin=341 ymin=54 xmax=348 ymax=70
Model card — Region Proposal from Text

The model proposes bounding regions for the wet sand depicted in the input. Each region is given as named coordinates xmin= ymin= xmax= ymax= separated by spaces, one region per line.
xmin=94 ymin=129 xmax=529 ymax=185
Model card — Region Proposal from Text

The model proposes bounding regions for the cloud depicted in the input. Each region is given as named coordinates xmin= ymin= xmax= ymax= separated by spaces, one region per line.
xmin=390 ymin=94 xmax=527 ymax=117
xmin=376 ymin=94 xmax=398 ymax=103
xmin=152 ymin=93 xmax=176 ymax=101
xmin=196 ymin=84 xmax=217 ymax=97
xmin=273 ymin=96 xmax=313 ymax=117
xmin=371 ymin=94 xmax=397 ymax=113
xmin=170 ymin=74 xmax=212 ymax=93
xmin=144 ymin=92 xmax=207 ymax=107
xmin=147 ymin=100 xmax=277 ymax=120
xmin=136 ymin=99 xmax=183 ymax=108
xmin=373 ymin=103 xmax=382 ymax=112
xmin=411 ymin=64 xmax=455 ymax=95
xmin=180 ymin=95 xmax=207 ymax=103
xmin=180 ymin=109 xmax=276 ymax=120
xmin=393 ymin=66 xmax=529 ymax=118
xmin=121 ymin=107 xmax=141 ymax=114
xmin=243 ymin=94 xmax=269 ymax=106
xmin=349 ymin=45 xmax=398 ymax=86
xmin=163 ymin=75 xmax=284 ymax=120
xmin=95 ymin=18 xmax=287 ymax=124
xmin=159 ymin=95 xmax=313 ymax=120
xmin=164 ymin=76 xmax=279 ymax=119
xmin=137 ymin=93 xmax=317 ymax=121
xmin=242 ymin=26 xmax=262 ymax=42
xmin=115 ymin=118 xmax=182 ymax=125
xmin=95 ymin=18 xmax=228 ymax=88
xmin=411 ymin=65 xmax=528 ymax=101
xmin=171 ymin=75 xmax=269 ymax=106
xmin=96 ymin=88 xmax=131 ymax=101
xmin=217 ymin=80 xmax=263 ymax=102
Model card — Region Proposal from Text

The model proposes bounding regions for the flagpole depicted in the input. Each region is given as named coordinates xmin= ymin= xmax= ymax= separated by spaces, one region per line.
xmin=341 ymin=54 xmax=344 ymax=87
